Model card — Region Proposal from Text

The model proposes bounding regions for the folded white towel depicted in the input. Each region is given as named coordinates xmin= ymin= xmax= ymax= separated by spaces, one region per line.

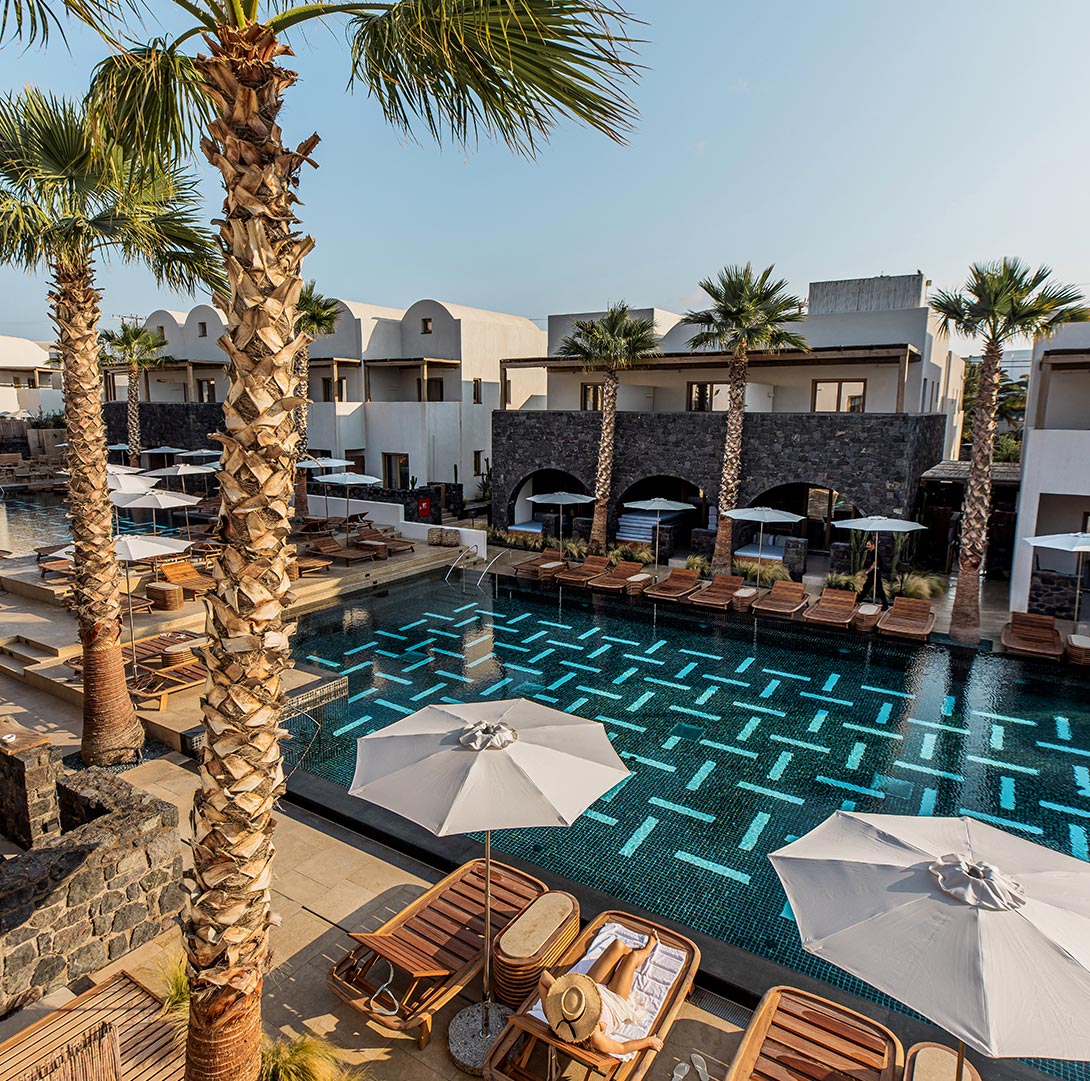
xmin=529 ymin=923 xmax=686 ymax=1060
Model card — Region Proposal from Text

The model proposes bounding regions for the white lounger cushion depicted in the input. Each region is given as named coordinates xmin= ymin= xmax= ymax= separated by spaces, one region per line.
xmin=540 ymin=561 xmax=563 ymax=569
xmin=529 ymin=921 xmax=687 ymax=1060
xmin=858 ymin=603 xmax=882 ymax=616
xmin=1070 ymin=635 xmax=1090 ymax=648
xmin=627 ymin=573 xmax=651 ymax=582
xmin=734 ymin=587 xmax=758 ymax=598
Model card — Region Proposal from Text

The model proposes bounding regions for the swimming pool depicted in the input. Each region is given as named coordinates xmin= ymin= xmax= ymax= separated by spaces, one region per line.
xmin=0 ymin=494 xmax=186 ymax=556
xmin=287 ymin=571 xmax=1090 ymax=1078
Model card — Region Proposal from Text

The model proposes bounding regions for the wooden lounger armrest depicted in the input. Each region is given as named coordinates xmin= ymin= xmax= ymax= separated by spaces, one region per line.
xmin=506 ymin=1011 xmax=617 ymax=1073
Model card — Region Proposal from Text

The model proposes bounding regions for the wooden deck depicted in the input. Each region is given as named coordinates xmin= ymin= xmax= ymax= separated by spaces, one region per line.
xmin=0 ymin=973 xmax=183 ymax=1081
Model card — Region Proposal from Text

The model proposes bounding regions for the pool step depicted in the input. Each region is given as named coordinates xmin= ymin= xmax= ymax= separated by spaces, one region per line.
xmin=2 ymin=640 xmax=59 ymax=667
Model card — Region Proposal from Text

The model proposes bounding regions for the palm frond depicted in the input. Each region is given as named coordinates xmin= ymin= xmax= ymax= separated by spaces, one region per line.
xmin=295 ymin=280 xmax=342 ymax=337
xmin=86 ymin=40 xmax=214 ymax=164
xmin=348 ymin=0 xmax=639 ymax=156
xmin=555 ymin=301 xmax=659 ymax=373
xmin=0 ymin=0 xmax=125 ymax=44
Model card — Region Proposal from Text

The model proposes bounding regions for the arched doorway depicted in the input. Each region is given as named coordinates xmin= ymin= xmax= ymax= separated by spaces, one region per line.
xmin=615 ymin=475 xmax=703 ymax=554
xmin=751 ymin=483 xmax=862 ymax=552
xmin=507 ymin=469 xmax=589 ymax=536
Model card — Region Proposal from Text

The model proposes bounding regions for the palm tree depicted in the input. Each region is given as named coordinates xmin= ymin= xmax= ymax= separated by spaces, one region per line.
xmin=293 ymin=282 xmax=341 ymax=516
xmin=682 ymin=264 xmax=807 ymax=573
xmin=0 ymin=0 xmax=118 ymax=43
xmin=931 ymin=259 xmax=1089 ymax=643
xmin=556 ymin=304 xmax=660 ymax=554
xmin=0 ymin=89 xmax=221 ymax=766
xmin=961 ymin=364 xmax=1029 ymax=439
xmin=80 ymin=7 xmax=637 ymax=1078
xmin=99 ymin=322 xmax=173 ymax=466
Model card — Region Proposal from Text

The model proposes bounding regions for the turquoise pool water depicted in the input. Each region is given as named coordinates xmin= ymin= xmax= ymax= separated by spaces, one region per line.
xmin=287 ymin=571 xmax=1090 ymax=1078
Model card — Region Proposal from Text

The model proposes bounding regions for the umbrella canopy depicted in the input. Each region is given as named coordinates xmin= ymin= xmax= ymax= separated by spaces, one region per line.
xmin=142 ymin=445 xmax=187 ymax=455
xmin=721 ymin=506 xmax=804 ymax=526
xmin=105 ymin=463 xmax=145 ymax=475
xmin=106 ymin=474 xmax=161 ymax=493
xmin=624 ymin=498 xmax=694 ymax=581
xmin=297 ymin=456 xmax=352 ymax=470
xmin=771 ymin=811 xmax=1090 ymax=1060
xmin=61 ymin=533 xmax=192 ymax=562
xmin=350 ymin=698 xmax=627 ymax=835
xmin=527 ymin=492 xmax=594 ymax=554
xmin=177 ymin=448 xmax=219 ymax=458
xmin=107 ymin=442 xmax=130 ymax=451
xmin=143 ymin=464 xmax=217 ymax=478
xmin=834 ymin=515 xmax=927 ymax=533
xmin=314 ymin=471 xmax=382 ymax=518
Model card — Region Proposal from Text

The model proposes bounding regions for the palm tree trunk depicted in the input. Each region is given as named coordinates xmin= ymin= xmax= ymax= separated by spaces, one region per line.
xmin=184 ymin=24 xmax=316 ymax=1081
xmin=127 ymin=360 xmax=141 ymax=467
xmin=950 ymin=336 xmax=1002 ymax=644
xmin=710 ymin=347 xmax=747 ymax=574
xmin=587 ymin=370 xmax=617 ymax=556
xmin=51 ymin=261 xmax=144 ymax=766
xmin=293 ymin=344 xmax=310 ymax=516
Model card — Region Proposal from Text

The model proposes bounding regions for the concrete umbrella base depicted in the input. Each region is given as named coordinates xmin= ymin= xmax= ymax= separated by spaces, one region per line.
xmin=448 ymin=1002 xmax=513 ymax=1076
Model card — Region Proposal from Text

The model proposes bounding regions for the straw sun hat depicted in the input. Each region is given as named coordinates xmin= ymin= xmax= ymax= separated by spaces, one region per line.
xmin=543 ymin=972 xmax=602 ymax=1042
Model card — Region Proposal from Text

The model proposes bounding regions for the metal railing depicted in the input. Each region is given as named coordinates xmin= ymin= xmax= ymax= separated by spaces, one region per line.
xmin=476 ymin=551 xmax=506 ymax=587
xmin=443 ymin=543 xmax=480 ymax=582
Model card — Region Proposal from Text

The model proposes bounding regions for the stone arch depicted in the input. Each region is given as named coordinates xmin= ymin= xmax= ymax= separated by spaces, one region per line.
xmin=503 ymin=467 xmax=592 ymax=534
xmin=748 ymin=481 xmax=865 ymax=552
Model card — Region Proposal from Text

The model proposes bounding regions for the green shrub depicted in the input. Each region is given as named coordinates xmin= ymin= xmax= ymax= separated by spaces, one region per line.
xmin=562 ymin=537 xmax=588 ymax=559
xmin=888 ymin=572 xmax=948 ymax=599
xmin=685 ymin=553 xmax=710 ymax=578
xmin=823 ymin=571 xmax=865 ymax=592
xmin=608 ymin=543 xmax=653 ymax=565
xmin=733 ymin=558 xmax=791 ymax=585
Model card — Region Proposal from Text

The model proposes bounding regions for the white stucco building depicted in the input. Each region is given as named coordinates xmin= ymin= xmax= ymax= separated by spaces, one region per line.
xmin=0 ymin=336 xmax=64 ymax=416
xmin=110 ymin=298 xmax=546 ymax=493
xmin=1010 ymin=325 xmax=1090 ymax=620
xmin=512 ymin=272 xmax=965 ymax=457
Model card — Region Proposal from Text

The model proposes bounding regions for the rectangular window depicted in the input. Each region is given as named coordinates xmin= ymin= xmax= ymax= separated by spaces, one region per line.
xmin=581 ymin=383 xmax=604 ymax=411
xmin=196 ymin=378 xmax=217 ymax=403
xmin=473 ymin=450 xmax=484 ymax=475
xmin=504 ymin=378 xmax=512 ymax=406
xmin=416 ymin=377 xmax=444 ymax=402
xmin=421 ymin=317 xmax=433 ymax=335
xmin=812 ymin=379 xmax=866 ymax=413
xmin=156 ymin=325 xmax=164 ymax=337
xmin=322 ymin=377 xmax=347 ymax=402
xmin=382 ymin=452 xmax=410 ymax=489
xmin=473 ymin=378 xmax=482 ymax=404
xmin=687 ymin=382 xmax=729 ymax=412
xmin=198 ymin=321 xmax=208 ymax=337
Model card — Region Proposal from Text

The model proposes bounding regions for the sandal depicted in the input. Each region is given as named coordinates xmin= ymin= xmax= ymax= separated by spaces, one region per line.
xmin=691 ymin=1052 xmax=711 ymax=1081
xmin=671 ymin=1064 xmax=691 ymax=1081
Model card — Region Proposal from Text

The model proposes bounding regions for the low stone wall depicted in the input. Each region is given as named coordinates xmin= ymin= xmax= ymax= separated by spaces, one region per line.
xmin=1029 ymin=570 xmax=1079 ymax=621
xmin=0 ymin=737 xmax=183 ymax=1016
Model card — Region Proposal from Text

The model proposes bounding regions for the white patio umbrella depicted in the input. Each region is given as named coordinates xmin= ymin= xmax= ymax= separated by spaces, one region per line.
xmin=771 ymin=811 xmax=1090 ymax=1072
xmin=834 ymin=515 xmax=927 ymax=601
xmin=1024 ymin=532 xmax=1090 ymax=624
xmin=107 ymin=442 xmax=130 ymax=451
xmin=107 ymin=473 xmax=160 ymax=493
xmin=142 ymin=445 xmax=187 ymax=461
xmin=623 ymin=497 xmax=693 ymax=583
xmin=110 ymin=488 xmax=200 ymax=533
xmin=177 ymin=447 xmax=219 ymax=458
xmin=313 ymin=471 xmax=381 ymax=519
xmin=143 ymin=462 xmax=217 ymax=495
xmin=296 ymin=456 xmax=352 ymax=471
xmin=106 ymin=463 xmax=145 ymax=475
xmin=60 ymin=533 xmax=192 ymax=676
xmin=720 ymin=507 xmax=804 ymax=584
xmin=349 ymin=699 xmax=629 ymax=1061
xmin=526 ymin=491 xmax=594 ymax=558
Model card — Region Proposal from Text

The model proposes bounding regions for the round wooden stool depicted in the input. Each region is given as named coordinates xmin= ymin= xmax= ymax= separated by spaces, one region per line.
xmin=732 ymin=586 xmax=758 ymax=613
xmin=146 ymin=582 xmax=184 ymax=611
xmin=854 ymin=602 xmax=882 ymax=632
xmin=493 ymin=891 xmax=580 ymax=1008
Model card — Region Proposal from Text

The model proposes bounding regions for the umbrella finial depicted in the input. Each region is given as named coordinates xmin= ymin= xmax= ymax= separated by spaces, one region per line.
xmin=930 ymin=853 xmax=1027 ymax=911
xmin=460 ymin=721 xmax=518 ymax=751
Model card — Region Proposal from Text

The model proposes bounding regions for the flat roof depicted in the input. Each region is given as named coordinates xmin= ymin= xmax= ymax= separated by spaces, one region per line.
xmin=501 ymin=344 xmax=921 ymax=369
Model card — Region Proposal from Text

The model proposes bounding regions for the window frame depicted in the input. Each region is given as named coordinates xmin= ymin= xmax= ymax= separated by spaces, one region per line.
xmin=421 ymin=317 xmax=433 ymax=335
xmin=686 ymin=380 xmax=730 ymax=412
xmin=580 ymin=382 xmax=604 ymax=411
xmin=473 ymin=450 xmax=484 ymax=475
xmin=382 ymin=452 xmax=410 ymax=489
xmin=811 ymin=378 xmax=867 ymax=413
xmin=195 ymin=378 xmax=217 ymax=404
xmin=472 ymin=377 xmax=483 ymax=404
xmin=197 ymin=321 xmax=208 ymax=338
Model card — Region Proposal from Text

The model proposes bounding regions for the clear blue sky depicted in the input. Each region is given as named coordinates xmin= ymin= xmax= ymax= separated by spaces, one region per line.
xmin=2 ymin=0 xmax=1089 ymax=345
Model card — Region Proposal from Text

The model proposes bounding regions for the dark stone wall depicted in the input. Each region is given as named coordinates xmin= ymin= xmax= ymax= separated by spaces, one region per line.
xmin=491 ymin=411 xmax=948 ymax=537
xmin=0 ymin=761 xmax=183 ymax=1015
xmin=104 ymin=401 xmax=223 ymax=450
xmin=1029 ymin=570 xmax=1080 ymax=621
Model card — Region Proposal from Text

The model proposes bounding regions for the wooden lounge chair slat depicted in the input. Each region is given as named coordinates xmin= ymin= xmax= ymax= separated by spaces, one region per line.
xmin=768 ymin=1013 xmax=886 ymax=1069
xmin=775 ymin=996 xmax=890 ymax=1056
xmin=348 ymin=932 xmax=453 ymax=979
xmin=764 ymin=1032 xmax=883 ymax=1079
xmin=399 ymin=916 xmax=482 ymax=962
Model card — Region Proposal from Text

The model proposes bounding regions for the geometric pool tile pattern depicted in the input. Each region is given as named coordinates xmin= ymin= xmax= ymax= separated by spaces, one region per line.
xmin=289 ymin=572 xmax=1090 ymax=1080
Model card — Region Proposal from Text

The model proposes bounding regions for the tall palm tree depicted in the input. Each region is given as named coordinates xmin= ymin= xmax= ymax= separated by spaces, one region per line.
xmin=556 ymin=303 xmax=660 ymax=554
xmin=931 ymin=259 xmax=1089 ymax=644
xmin=683 ymin=264 xmax=807 ymax=573
xmin=99 ymin=321 xmax=173 ymax=466
xmin=293 ymin=282 xmax=340 ymax=516
xmin=0 ymin=0 xmax=118 ymax=43
xmin=0 ymin=89 xmax=221 ymax=766
xmin=81 ymin=7 xmax=638 ymax=1079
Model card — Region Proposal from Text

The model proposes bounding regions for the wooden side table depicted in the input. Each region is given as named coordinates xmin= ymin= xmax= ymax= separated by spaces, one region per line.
xmin=493 ymin=891 xmax=580 ymax=1008
xmin=146 ymin=582 xmax=184 ymax=611
xmin=732 ymin=586 xmax=759 ymax=613
xmin=854 ymin=603 xmax=882 ymax=632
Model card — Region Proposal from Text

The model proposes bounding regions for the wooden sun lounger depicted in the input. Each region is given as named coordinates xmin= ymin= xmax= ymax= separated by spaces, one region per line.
xmin=643 ymin=568 xmax=702 ymax=602
xmin=161 ymin=560 xmax=217 ymax=596
xmin=876 ymin=596 xmax=936 ymax=641
xmin=129 ymin=661 xmax=207 ymax=711
xmin=484 ymin=910 xmax=700 ymax=1081
xmin=68 ymin=631 xmax=202 ymax=674
xmin=307 ymin=535 xmax=379 ymax=565
xmin=803 ymin=587 xmax=861 ymax=628
xmin=293 ymin=555 xmax=333 ymax=576
xmin=752 ymin=580 xmax=808 ymax=619
xmin=514 ymin=549 xmax=565 ymax=579
xmin=1001 ymin=611 xmax=1064 ymax=659
xmin=725 ymin=986 xmax=903 ymax=1081
xmin=292 ymin=516 xmax=346 ymax=537
xmin=554 ymin=555 xmax=610 ymax=588
xmin=687 ymin=574 xmax=744 ymax=609
xmin=328 ymin=859 xmax=545 ymax=1050
xmin=588 ymin=561 xmax=647 ymax=593
xmin=356 ymin=527 xmax=415 ymax=553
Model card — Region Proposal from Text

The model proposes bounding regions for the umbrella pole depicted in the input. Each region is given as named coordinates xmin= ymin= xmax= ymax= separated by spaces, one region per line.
xmin=955 ymin=1040 xmax=966 ymax=1081
xmin=872 ymin=530 xmax=878 ymax=603
xmin=1076 ymin=551 xmax=1084 ymax=626
xmin=654 ymin=511 xmax=661 ymax=585
xmin=756 ymin=524 xmax=764 ymax=586
xmin=124 ymin=563 xmax=137 ymax=682
xmin=481 ymin=829 xmax=493 ymax=1037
